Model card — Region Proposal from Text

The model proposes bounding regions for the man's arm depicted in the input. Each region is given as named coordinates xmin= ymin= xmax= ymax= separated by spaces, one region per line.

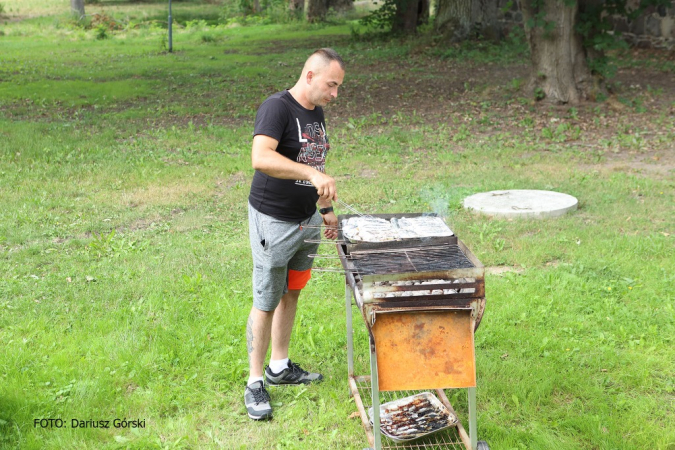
xmin=252 ymin=134 xmax=337 ymax=201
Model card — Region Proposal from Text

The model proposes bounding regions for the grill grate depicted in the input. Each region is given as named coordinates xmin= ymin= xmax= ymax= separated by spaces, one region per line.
xmin=350 ymin=245 xmax=475 ymax=275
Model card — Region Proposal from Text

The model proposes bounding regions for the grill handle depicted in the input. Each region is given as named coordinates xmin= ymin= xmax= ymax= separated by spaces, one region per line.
xmin=371 ymin=306 xmax=474 ymax=315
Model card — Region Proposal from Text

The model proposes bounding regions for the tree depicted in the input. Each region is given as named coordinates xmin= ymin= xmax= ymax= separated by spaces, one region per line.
xmin=520 ymin=0 xmax=671 ymax=104
xmin=434 ymin=0 xmax=472 ymax=38
xmin=472 ymin=0 xmax=499 ymax=40
xmin=71 ymin=0 xmax=85 ymax=20
xmin=391 ymin=0 xmax=428 ymax=33
xmin=298 ymin=0 xmax=353 ymax=21
xmin=359 ymin=0 xmax=427 ymax=33
xmin=520 ymin=0 xmax=596 ymax=104
xmin=392 ymin=0 xmax=420 ymax=32
xmin=305 ymin=0 xmax=328 ymax=21
xmin=327 ymin=0 xmax=354 ymax=14
xmin=434 ymin=0 xmax=500 ymax=41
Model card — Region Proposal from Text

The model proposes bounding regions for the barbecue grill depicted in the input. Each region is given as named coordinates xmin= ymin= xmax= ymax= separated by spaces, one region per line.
xmin=335 ymin=213 xmax=490 ymax=450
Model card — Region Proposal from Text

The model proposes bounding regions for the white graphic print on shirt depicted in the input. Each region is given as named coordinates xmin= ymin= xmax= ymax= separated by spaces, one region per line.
xmin=295 ymin=118 xmax=329 ymax=187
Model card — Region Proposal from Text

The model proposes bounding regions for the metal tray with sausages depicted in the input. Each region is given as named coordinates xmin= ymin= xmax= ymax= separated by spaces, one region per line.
xmin=367 ymin=392 xmax=458 ymax=443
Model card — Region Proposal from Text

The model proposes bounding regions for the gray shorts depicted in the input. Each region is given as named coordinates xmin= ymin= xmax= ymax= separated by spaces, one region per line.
xmin=248 ymin=202 xmax=322 ymax=311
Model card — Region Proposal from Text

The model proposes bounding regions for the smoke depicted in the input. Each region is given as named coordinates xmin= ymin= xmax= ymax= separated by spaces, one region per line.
xmin=420 ymin=185 xmax=453 ymax=220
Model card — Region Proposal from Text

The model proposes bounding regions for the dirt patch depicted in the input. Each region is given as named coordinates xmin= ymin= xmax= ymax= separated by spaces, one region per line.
xmin=161 ymin=157 xmax=191 ymax=166
xmin=360 ymin=169 xmax=378 ymax=179
xmin=127 ymin=216 xmax=162 ymax=231
xmin=214 ymin=172 xmax=248 ymax=198
xmin=574 ymin=139 xmax=674 ymax=180
xmin=579 ymin=153 xmax=675 ymax=179
xmin=4 ymin=35 xmax=672 ymax=167
xmin=117 ymin=183 xmax=208 ymax=208
xmin=486 ymin=265 xmax=524 ymax=275
xmin=329 ymin=58 xmax=526 ymax=123
xmin=224 ymin=172 xmax=246 ymax=188
xmin=320 ymin=49 xmax=674 ymax=176
xmin=258 ymin=36 xmax=352 ymax=55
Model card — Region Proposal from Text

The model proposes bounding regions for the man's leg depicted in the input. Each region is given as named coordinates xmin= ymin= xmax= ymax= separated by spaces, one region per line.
xmin=270 ymin=289 xmax=301 ymax=361
xmin=244 ymin=305 xmax=275 ymax=421
xmin=264 ymin=214 xmax=323 ymax=386
xmin=247 ymin=306 xmax=275 ymax=378
xmin=265 ymin=285 xmax=323 ymax=386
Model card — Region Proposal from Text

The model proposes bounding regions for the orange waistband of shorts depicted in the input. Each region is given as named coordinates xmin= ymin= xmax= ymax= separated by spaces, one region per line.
xmin=288 ymin=269 xmax=312 ymax=290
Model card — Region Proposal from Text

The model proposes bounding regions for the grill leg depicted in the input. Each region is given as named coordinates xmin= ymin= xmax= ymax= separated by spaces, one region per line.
xmin=346 ymin=283 xmax=354 ymax=378
xmin=468 ymin=386 xmax=477 ymax=450
xmin=369 ymin=334 xmax=382 ymax=450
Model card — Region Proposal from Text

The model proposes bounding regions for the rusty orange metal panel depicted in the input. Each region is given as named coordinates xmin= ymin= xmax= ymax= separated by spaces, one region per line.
xmin=372 ymin=310 xmax=476 ymax=391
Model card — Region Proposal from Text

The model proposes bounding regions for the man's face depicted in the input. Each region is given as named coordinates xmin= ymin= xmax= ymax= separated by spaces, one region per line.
xmin=307 ymin=60 xmax=345 ymax=108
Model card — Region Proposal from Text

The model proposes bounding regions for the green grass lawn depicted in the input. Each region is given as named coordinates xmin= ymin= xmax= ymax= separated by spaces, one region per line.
xmin=1 ymin=2 xmax=674 ymax=449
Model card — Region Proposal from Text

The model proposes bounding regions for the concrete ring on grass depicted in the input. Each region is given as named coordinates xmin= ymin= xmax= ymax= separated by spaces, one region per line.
xmin=463 ymin=190 xmax=578 ymax=219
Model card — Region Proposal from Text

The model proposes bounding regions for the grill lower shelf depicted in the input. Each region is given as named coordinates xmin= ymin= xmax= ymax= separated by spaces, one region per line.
xmin=351 ymin=376 xmax=466 ymax=449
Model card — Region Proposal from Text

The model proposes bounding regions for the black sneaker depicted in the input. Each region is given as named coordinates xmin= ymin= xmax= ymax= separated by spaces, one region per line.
xmin=264 ymin=360 xmax=323 ymax=386
xmin=244 ymin=381 xmax=272 ymax=420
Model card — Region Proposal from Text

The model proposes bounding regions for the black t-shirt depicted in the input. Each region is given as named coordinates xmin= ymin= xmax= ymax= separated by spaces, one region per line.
xmin=249 ymin=90 xmax=330 ymax=222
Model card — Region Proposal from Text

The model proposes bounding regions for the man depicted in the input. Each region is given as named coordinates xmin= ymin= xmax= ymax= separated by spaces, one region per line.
xmin=244 ymin=48 xmax=345 ymax=421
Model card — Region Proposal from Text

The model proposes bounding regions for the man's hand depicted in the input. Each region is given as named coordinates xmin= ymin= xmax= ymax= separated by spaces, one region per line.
xmin=322 ymin=211 xmax=338 ymax=240
xmin=309 ymin=171 xmax=338 ymax=202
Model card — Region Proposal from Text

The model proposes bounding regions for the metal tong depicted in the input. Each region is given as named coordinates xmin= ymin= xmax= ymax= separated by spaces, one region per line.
xmin=304 ymin=199 xmax=376 ymax=232
xmin=306 ymin=200 xmax=378 ymax=272
xmin=335 ymin=199 xmax=376 ymax=220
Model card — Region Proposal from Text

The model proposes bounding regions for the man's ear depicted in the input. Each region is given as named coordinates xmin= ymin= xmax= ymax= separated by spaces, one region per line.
xmin=306 ymin=70 xmax=314 ymax=84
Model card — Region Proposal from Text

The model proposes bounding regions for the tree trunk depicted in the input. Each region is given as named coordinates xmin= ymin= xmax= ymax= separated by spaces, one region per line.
xmin=434 ymin=0 xmax=472 ymax=39
xmin=327 ymin=0 xmax=354 ymax=13
xmin=472 ymin=0 xmax=500 ymax=40
xmin=305 ymin=0 xmax=327 ymax=21
xmin=417 ymin=0 xmax=430 ymax=25
xmin=392 ymin=0 xmax=424 ymax=33
xmin=289 ymin=0 xmax=303 ymax=8
xmin=521 ymin=0 xmax=596 ymax=104
xmin=71 ymin=0 xmax=85 ymax=20
xmin=577 ymin=0 xmax=605 ymax=61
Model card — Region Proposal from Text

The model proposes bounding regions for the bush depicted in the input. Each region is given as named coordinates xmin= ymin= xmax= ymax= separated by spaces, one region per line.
xmin=0 ymin=3 xmax=5 ymax=15
xmin=220 ymin=0 xmax=299 ymax=25
xmin=359 ymin=0 xmax=396 ymax=31
xmin=201 ymin=33 xmax=216 ymax=43
xmin=89 ymin=13 xmax=121 ymax=31
xmin=430 ymin=27 xmax=529 ymax=65
xmin=95 ymin=24 xmax=108 ymax=40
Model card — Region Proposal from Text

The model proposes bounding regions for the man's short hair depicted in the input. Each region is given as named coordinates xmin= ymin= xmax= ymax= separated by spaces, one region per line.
xmin=310 ymin=48 xmax=345 ymax=70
